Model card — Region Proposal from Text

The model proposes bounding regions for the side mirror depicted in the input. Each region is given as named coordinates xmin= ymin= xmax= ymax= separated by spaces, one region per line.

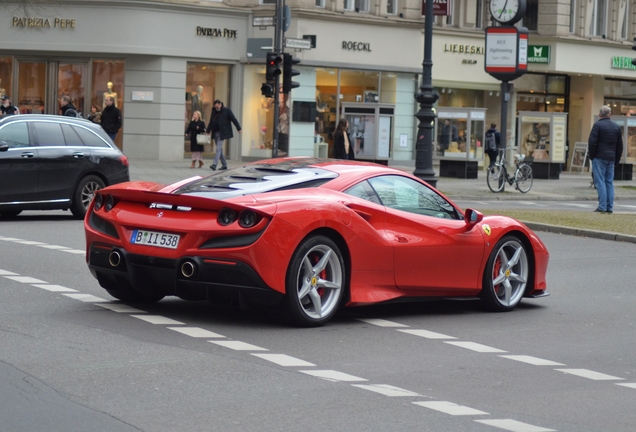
xmin=464 ymin=208 xmax=483 ymax=229
xmin=0 ymin=141 xmax=8 ymax=152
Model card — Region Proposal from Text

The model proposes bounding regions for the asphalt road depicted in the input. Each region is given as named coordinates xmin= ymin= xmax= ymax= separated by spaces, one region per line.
xmin=1 ymin=215 xmax=636 ymax=432
xmin=453 ymin=198 xmax=636 ymax=214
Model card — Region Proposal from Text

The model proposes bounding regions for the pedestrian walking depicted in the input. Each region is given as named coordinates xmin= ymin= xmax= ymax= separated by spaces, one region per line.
xmin=206 ymin=99 xmax=241 ymax=171
xmin=101 ymin=96 xmax=122 ymax=142
xmin=0 ymin=95 xmax=19 ymax=117
xmin=59 ymin=95 xmax=79 ymax=117
xmin=185 ymin=110 xmax=206 ymax=169
xmin=332 ymin=118 xmax=355 ymax=160
xmin=87 ymin=104 xmax=102 ymax=124
xmin=485 ymin=123 xmax=500 ymax=168
xmin=588 ymin=105 xmax=623 ymax=214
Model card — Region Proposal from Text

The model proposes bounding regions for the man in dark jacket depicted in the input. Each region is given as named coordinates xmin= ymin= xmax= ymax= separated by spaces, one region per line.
xmin=0 ymin=95 xmax=19 ymax=117
xmin=101 ymin=96 xmax=122 ymax=141
xmin=588 ymin=105 xmax=623 ymax=214
xmin=485 ymin=123 xmax=501 ymax=168
xmin=59 ymin=96 xmax=79 ymax=117
xmin=206 ymin=99 xmax=241 ymax=170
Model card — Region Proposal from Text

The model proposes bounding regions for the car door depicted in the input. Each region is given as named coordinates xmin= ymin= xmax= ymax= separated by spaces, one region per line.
xmin=33 ymin=120 xmax=91 ymax=203
xmin=0 ymin=120 xmax=39 ymax=204
xmin=366 ymin=175 xmax=486 ymax=294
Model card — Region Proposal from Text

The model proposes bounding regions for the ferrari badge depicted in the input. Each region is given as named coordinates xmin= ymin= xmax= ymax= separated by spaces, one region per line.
xmin=482 ymin=225 xmax=491 ymax=236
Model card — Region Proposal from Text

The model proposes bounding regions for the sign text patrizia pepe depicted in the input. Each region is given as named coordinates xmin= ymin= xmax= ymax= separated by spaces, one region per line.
xmin=13 ymin=17 xmax=76 ymax=28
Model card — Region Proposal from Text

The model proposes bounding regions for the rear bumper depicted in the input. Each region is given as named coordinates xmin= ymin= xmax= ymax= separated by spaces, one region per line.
xmin=88 ymin=243 xmax=283 ymax=306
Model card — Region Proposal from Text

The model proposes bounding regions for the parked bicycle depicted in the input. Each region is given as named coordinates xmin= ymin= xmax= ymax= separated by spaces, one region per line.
xmin=487 ymin=148 xmax=534 ymax=193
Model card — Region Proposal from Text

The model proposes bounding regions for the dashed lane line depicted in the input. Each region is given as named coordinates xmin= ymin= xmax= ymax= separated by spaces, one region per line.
xmin=413 ymin=401 xmax=488 ymax=416
xmin=252 ymin=354 xmax=316 ymax=367
xmin=0 ymin=270 xmax=18 ymax=276
xmin=95 ymin=303 xmax=146 ymax=313
xmin=209 ymin=340 xmax=268 ymax=351
xmin=167 ymin=327 xmax=226 ymax=338
xmin=444 ymin=341 xmax=507 ymax=353
xmin=4 ymin=276 xmax=47 ymax=284
xmin=616 ymin=383 xmax=636 ymax=389
xmin=358 ymin=318 xmax=409 ymax=328
xmin=13 ymin=240 xmax=47 ymax=245
xmin=554 ymin=368 xmax=625 ymax=381
xmin=60 ymin=249 xmax=86 ymax=254
xmin=31 ymin=284 xmax=78 ymax=293
xmin=298 ymin=369 xmax=367 ymax=382
xmin=352 ymin=384 xmax=421 ymax=397
xmin=475 ymin=419 xmax=556 ymax=432
xmin=130 ymin=314 xmax=185 ymax=325
xmin=63 ymin=293 xmax=109 ymax=302
xmin=37 ymin=245 xmax=71 ymax=250
xmin=0 ymin=236 xmax=82 ymax=254
xmin=498 ymin=355 xmax=564 ymax=366
xmin=398 ymin=329 xmax=456 ymax=339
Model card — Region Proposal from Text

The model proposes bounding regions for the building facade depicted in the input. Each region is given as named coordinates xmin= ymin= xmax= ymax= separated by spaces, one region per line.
xmin=1 ymin=0 xmax=635 ymax=169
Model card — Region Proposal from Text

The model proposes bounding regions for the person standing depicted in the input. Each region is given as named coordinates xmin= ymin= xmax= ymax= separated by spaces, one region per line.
xmin=438 ymin=119 xmax=458 ymax=155
xmin=185 ymin=110 xmax=206 ymax=169
xmin=206 ymin=99 xmax=241 ymax=170
xmin=101 ymin=96 xmax=122 ymax=142
xmin=0 ymin=95 xmax=19 ymax=117
xmin=332 ymin=118 xmax=355 ymax=160
xmin=588 ymin=105 xmax=623 ymax=214
xmin=485 ymin=123 xmax=501 ymax=168
xmin=87 ymin=105 xmax=102 ymax=124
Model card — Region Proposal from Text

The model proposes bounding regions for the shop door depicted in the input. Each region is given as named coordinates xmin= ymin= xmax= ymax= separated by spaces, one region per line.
xmin=16 ymin=61 xmax=47 ymax=115
xmin=57 ymin=63 xmax=87 ymax=117
xmin=342 ymin=104 xmax=394 ymax=160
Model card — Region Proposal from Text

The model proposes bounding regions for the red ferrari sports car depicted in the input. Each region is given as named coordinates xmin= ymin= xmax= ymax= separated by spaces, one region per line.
xmin=85 ymin=157 xmax=549 ymax=326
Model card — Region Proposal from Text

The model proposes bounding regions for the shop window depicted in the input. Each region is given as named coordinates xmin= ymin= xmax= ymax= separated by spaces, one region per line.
xmin=435 ymin=87 xmax=484 ymax=108
xmin=315 ymin=68 xmax=339 ymax=153
xmin=569 ymin=0 xmax=576 ymax=33
xmin=92 ymin=60 xmax=125 ymax=149
xmin=380 ymin=73 xmax=397 ymax=104
xmin=522 ymin=0 xmax=538 ymax=31
xmin=17 ymin=61 xmax=46 ymax=115
xmin=344 ymin=0 xmax=368 ymax=12
xmin=445 ymin=0 xmax=456 ymax=26
xmin=387 ymin=0 xmax=397 ymax=15
xmin=475 ymin=0 xmax=483 ymax=29
xmin=340 ymin=70 xmax=379 ymax=104
xmin=316 ymin=0 xmax=325 ymax=7
xmin=58 ymin=63 xmax=86 ymax=117
xmin=590 ymin=0 xmax=607 ymax=37
xmin=0 ymin=57 xmax=12 ymax=101
xmin=621 ymin=1 xmax=629 ymax=40
xmin=260 ymin=0 xmax=275 ymax=4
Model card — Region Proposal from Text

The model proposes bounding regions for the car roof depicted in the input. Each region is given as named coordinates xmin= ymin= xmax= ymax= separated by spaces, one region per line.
xmin=0 ymin=114 xmax=95 ymax=128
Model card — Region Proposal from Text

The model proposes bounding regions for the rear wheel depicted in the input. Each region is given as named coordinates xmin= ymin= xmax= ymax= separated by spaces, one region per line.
xmin=282 ymin=235 xmax=345 ymax=327
xmin=481 ymin=236 xmax=529 ymax=312
xmin=514 ymin=164 xmax=533 ymax=193
xmin=486 ymin=166 xmax=505 ymax=193
xmin=71 ymin=175 xmax=105 ymax=219
xmin=105 ymin=288 xmax=165 ymax=304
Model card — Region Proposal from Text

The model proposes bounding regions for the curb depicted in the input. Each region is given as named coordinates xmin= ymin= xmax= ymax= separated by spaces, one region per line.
xmin=522 ymin=222 xmax=636 ymax=244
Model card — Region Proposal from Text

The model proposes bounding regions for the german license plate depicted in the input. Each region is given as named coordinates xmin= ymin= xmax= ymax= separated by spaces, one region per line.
xmin=130 ymin=229 xmax=180 ymax=249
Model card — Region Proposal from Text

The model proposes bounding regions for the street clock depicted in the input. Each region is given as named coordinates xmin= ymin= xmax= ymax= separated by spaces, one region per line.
xmin=489 ymin=0 xmax=527 ymax=25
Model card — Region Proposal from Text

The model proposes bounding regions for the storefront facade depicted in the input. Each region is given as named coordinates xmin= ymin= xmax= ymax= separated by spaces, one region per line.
xmin=0 ymin=2 xmax=247 ymax=160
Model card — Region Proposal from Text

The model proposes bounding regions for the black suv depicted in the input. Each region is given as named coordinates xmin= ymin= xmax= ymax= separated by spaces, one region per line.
xmin=0 ymin=114 xmax=129 ymax=219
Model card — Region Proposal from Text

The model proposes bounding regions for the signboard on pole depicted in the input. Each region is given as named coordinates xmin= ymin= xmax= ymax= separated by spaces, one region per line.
xmin=421 ymin=0 xmax=450 ymax=15
xmin=484 ymin=26 xmax=528 ymax=81
xmin=285 ymin=37 xmax=311 ymax=50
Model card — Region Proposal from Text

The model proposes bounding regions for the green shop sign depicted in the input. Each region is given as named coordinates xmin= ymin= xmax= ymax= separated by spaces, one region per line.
xmin=528 ymin=45 xmax=550 ymax=64
xmin=611 ymin=56 xmax=636 ymax=70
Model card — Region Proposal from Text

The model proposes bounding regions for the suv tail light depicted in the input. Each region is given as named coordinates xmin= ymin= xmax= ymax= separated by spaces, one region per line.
xmin=118 ymin=155 xmax=129 ymax=167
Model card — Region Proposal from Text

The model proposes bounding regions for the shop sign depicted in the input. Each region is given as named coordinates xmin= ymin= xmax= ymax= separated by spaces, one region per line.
xmin=252 ymin=17 xmax=274 ymax=27
xmin=285 ymin=38 xmax=311 ymax=50
xmin=342 ymin=41 xmax=371 ymax=52
xmin=132 ymin=91 xmax=154 ymax=102
xmin=421 ymin=0 xmax=450 ymax=16
xmin=13 ymin=17 xmax=76 ymax=28
xmin=528 ymin=45 xmax=550 ymax=64
xmin=196 ymin=27 xmax=238 ymax=38
xmin=611 ymin=56 xmax=636 ymax=70
xmin=443 ymin=44 xmax=484 ymax=55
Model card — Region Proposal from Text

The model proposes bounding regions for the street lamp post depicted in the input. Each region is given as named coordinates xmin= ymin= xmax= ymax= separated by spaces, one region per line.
xmin=413 ymin=0 xmax=439 ymax=188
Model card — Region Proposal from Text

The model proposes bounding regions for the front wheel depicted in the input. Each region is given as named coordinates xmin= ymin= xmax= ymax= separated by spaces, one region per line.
xmin=71 ymin=175 xmax=105 ymax=219
xmin=514 ymin=164 xmax=533 ymax=193
xmin=282 ymin=235 xmax=345 ymax=327
xmin=481 ymin=236 xmax=529 ymax=312
xmin=486 ymin=166 xmax=505 ymax=193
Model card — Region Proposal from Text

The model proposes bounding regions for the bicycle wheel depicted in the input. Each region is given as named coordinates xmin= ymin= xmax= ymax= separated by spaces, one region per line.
xmin=514 ymin=164 xmax=533 ymax=193
xmin=487 ymin=166 xmax=505 ymax=193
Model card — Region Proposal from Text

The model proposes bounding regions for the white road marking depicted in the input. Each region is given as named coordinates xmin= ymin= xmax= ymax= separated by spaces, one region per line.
xmin=95 ymin=303 xmax=146 ymax=313
xmin=499 ymin=355 xmax=565 ymax=366
xmin=616 ymin=383 xmax=636 ymax=389
xmin=210 ymin=340 xmax=267 ymax=351
xmin=555 ymin=368 xmax=624 ymax=381
xmin=13 ymin=240 xmax=46 ymax=245
xmin=130 ymin=315 xmax=185 ymax=325
xmin=299 ymin=369 xmax=367 ymax=382
xmin=60 ymin=249 xmax=86 ymax=254
xmin=445 ymin=341 xmax=507 ymax=353
xmin=63 ymin=293 xmax=109 ymax=302
xmin=0 ymin=237 xmax=22 ymax=241
xmin=353 ymin=384 xmax=421 ymax=397
xmin=475 ymin=419 xmax=556 ymax=431
xmin=414 ymin=401 xmax=488 ymax=416
xmin=4 ymin=276 xmax=47 ymax=284
xmin=398 ymin=329 xmax=456 ymax=339
xmin=358 ymin=318 xmax=409 ymax=327
xmin=0 ymin=269 xmax=19 ymax=276
xmin=252 ymin=353 xmax=315 ymax=367
xmin=37 ymin=244 xmax=71 ymax=250
xmin=562 ymin=203 xmax=592 ymax=208
xmin=31 ymin=284 xmax=77 ymax=293
xmin=167 ymin=327 xmax=225 ymax=338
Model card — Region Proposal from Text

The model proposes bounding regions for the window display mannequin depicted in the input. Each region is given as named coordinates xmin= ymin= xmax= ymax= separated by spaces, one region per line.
xmin=192 ymin=85 xmax=204 ymax=114
xmin=103 ymin=82 xmax=118 ymax=108
xmin=0 ymin=79 xmax=5 ymax=98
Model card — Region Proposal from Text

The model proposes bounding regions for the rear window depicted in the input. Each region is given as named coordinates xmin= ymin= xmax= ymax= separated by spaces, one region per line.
xmin=61 ymin=124 xmax=85 ymax=146
xmin=33 ymin=122 xmax=65 ymax=146
xmin=73 ymin=125 xmax=109 ymax=148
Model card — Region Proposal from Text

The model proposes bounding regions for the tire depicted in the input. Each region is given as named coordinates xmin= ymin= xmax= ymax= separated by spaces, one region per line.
xmin=105 ymin=288 xmax=165 ymax=304
xmin=514 ymin=164 xmax=533 ymax=193
xmin=282 ymin=235 xmax=345 ymax=327
xmin=71 ymin=175 xmax=105 ymax=219
xmin=486 ymin=166 xmax=505 ymax=193
xmin=481 ymin=236 xmax=529 ymax=312
xmin=0 ymin=210 xmax=22 ymax=218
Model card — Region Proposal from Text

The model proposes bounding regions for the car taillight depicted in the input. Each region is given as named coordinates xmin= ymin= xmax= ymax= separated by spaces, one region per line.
xmin=94 ymin=194 xmax=103 ymax=211
xmin=105 ymin=195 xmax=116 ymax=212
xmin=118 ymin=155 xmax=129 ymax=167
xmin=218 ymin=208 xmax=237 ymax=226
xmin=238 ymin=210 xmax=260 ymax=228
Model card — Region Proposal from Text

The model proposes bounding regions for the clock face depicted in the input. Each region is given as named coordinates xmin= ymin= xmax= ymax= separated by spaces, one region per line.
xmin=490 ymin=0 xmax=525 ymax=25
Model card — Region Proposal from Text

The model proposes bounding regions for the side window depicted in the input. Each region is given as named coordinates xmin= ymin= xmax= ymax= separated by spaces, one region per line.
xmin=61 ymin=124 xmax=85 ymax=146
xmin=344 ymin=181 xmax=382 ymax=205
xmin=367 ymin=175 xmax=460 ymax=219
xmin=73 ymin=126 xmax=109 ymax=148
xmin=0 ymin=122 xmax=30 ymax=148
xmin=33 ymin=122 xmax=65 ymax=146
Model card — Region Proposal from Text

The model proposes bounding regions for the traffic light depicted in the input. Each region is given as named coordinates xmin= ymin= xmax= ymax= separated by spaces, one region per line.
xmin=266 ymin=52 xmax=282 ymax=81
xmin=283 ymin=53 xmax=300 ymax=93
xmin=260 ymin=82 xmax=274 ymax=98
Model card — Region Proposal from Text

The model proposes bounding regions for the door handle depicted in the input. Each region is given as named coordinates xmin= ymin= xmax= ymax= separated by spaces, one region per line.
xmin=72 ymin=152 xmax=85 ymax=158
xmin=21 ymin=152 xmax=34 ymax=158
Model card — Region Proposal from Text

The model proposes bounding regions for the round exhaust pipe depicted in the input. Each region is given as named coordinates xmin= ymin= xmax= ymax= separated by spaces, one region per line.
xmin=108 ymin=250 xmax=121 ymax=267
xmin=181 ymin=261 xmax=196 ymax=278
